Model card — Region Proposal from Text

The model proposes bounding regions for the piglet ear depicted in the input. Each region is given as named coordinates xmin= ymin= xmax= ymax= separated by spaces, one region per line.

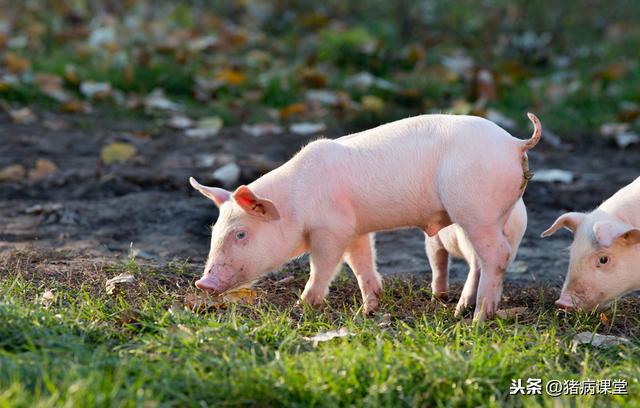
xmin=593 ymin=220 xmax=640 ymax=248
xmin=189 ymin=177 xmax=231 ymax=207
xmin=232 ymin=185 xmax=280 ymax=221
xmin=541 ymin=212 xmax=586 ymax=238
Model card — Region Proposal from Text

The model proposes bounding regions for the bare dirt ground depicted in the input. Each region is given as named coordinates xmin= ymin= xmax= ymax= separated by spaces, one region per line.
xmin=1 ymin=112 xmax=639 ymax=290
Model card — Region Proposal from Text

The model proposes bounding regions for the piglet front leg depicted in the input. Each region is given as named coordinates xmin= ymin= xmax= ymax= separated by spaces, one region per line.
xmin=300 ymin=231 xmax=349 ymax=308
xmin=344 ymin=233 xmax=383 ymax=314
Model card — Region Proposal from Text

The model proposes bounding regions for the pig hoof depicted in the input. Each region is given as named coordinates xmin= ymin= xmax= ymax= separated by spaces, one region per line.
xmin=454 ymin=303 xmax=473 ymax=318
xmin=299 ymin=293 xmax=326 ymax=309
xmin=362 ymin=298 xmax=379 ymax=315
xmin=432 ymin=292 xmax=448 ymax=302
xmin=472 ymin=304 xmax=496 ymax=323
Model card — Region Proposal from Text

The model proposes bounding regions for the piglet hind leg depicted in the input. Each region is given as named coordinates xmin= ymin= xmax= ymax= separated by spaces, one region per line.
xmin=300 ymin=231 xmax=350 ymax=309
xmin=454 ymin=259 xmax=480 ymax=317
xmin=465 ymin=226 xmax=511 ymax=322
xmin=425 ymin=234 xmax=450 ymax=301
xmin=344 ymin=233 xmax=383 ymax=314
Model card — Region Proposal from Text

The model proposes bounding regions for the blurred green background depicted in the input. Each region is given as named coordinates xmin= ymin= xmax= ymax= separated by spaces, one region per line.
xmin=1 ymin=0 xmax=639 ymax=136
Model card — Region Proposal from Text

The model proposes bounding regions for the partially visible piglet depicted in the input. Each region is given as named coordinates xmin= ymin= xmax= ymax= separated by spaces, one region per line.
xmin=190 ymin=113 xmax=541 ymax=320
xmin=427 ymin=198 xmax=527 ymax=316
xmin=542 ymin=177 xmax=640 ymax=310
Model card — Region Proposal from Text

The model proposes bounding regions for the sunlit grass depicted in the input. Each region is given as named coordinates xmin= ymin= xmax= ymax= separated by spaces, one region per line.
xmin=1 ymin=256 xmax=639 ymax=407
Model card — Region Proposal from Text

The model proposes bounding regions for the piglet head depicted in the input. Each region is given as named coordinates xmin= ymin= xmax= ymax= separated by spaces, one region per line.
xmin=190 ymin=177 xmax=282 ymax=294
xmin=542 ymin=212 xmax=640 ymax=310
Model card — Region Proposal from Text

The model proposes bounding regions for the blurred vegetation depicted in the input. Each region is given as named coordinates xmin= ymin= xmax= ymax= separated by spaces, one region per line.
xmin=1 ymin=0 xmax=639 ymax=135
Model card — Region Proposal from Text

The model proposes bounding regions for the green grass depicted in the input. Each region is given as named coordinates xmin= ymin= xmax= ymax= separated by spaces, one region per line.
xmin=1 ymin=253 xmax=639 ymax=407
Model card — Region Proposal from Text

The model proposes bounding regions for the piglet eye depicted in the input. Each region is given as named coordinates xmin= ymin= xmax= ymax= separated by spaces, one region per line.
xmin=235 ymin=231 xmax=247 ymax=240
xmin=599 ymin=256 xmax=609 ymax=265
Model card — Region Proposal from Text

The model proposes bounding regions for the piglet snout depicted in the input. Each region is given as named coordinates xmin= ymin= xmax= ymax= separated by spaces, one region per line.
xmin=555 ymin=292 xmax=576 ymax=310
xmin=195 ymin=277 xmax=221 ymax=293
xmin=195 ymin=265 xmax=234 ymax=294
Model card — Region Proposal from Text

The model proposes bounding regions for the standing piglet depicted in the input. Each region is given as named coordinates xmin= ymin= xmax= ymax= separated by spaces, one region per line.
xmin=190 ymin=113 xmax=541 ymax=320
xmin=542 ymin=177 xmax=640 ymax=310
xmin=428 ymin=197 xmax=527 ymax=316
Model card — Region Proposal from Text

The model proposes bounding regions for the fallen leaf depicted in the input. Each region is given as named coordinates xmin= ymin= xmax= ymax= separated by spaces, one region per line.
xmin=24 ymin=203 xmax=63 ymax=215
xmin=36 ymin=73 xmax=70 ymax=102
xmin=4 ymin=52 xmax=31 ymax=74
xmin=600 ymin=122 xmax=629 ymax=137
xmin=617 ymin=102 xmax=640 ymax=122
xmin=212 ymin=162 xmax=241 ymax=186
xmin=187 ymin=35 xmax=219 ymax=52
xmin=532 ymin=169 xmax=574 ymax=184
xmin=80 ymin=81 xmax=112 ymax=99
xmin=184 ymin=293 xmax=225 ymax=312
xmin=279 ymin=103 xmax=306 ymax=119
xmin=29 ymin=158 xmax=58 ymax=181
xmin=300 ymin=69 xmax=328 ymax=88
xmin=9 ymin=107 xmax=37 ymax=124
xmin=144 ymin=88 xmax=183 ymax=112
xmin=167 ymin=115 xmax=194 ymax=130
xmin=59 ymin=100 xmax=92 ymax=113
xmin=306 ymin=90 xmax=340 ymax=106
xmin=105 ymin=274 xmax=135 ymax=295
xmin=361 ymin=95 xmax=384 ymax=114
xmin=43 ymin=118 xmax=69 ymax=131
xmin=614 ymin=132 xmax=639 ymax=148
xmin=215 ymin=68 xmax=246 ymax=86
xmin=241 ymin=123 xmax=283 ymax=137
xmin=441 ymin=52 xmax=474 ymax=78
xmin=101 ymin=142 xmax=137 ymax=164
xmin=63 ymin=65 xmax=81 ymax=85
xmin=572 ymin=332 xmax=630 ymax=349
xmin=0 ymin=164 xmax=26 ymax=182
xmin=303 ymin=327 xmax=353 ymax=343
xmin=475 ymin=69 xmax=497 ymax=101
xmin=88 ymin=26 xmax=116 ymax=48
xmin=40 ymin=289 xmax=56 ymax=309
xmin=600 ymin=122 xmax=640 ymax=148
xmin=495 ymin=307 xmax=527 ymax=319
xmin=184 ymin=288 xmax=259 ymax=313
xmin=344 ymin=72 xmax=399 ymax=92
xmin=290 ymin=122 xmax=326 ymax=135
xmin=221 ymin=288 xmax=258 ymax=304
xmin=593 ymin=62 xmax=629 ymax=81
xmin=185 ymin=116 xmax=223 ymax=138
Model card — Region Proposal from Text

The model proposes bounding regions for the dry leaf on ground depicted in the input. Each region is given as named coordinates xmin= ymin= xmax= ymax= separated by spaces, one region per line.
xmin=572 ymin=332 xmax=630 ymax=350
xmin=303 ymin=327 xmax=354 ymax=343
xmin=184 ymin=288 xmax=259 ymax=313
xmin=9 ymin=107 xmax=37 ymax=124
xmin=0 ymin=164 xmax=26 ymax=182
xmin=29 ymin=159 xmax=58 ymax=181
xmin=40 ymin=289 xmax=56 ymax=308
xmin=105 ymin=274 xmax=135 ymax=294
xmin=101 ymin=142 xmax=137 ymax=164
